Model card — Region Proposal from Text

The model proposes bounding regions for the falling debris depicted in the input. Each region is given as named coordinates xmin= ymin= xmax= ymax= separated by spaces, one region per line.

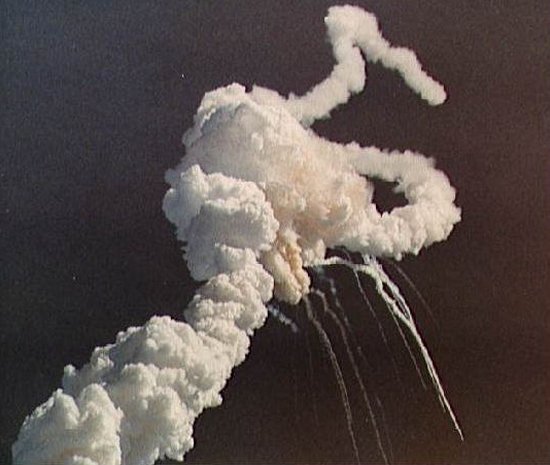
xmin=13 ymin=5 xmax=461 ymax=465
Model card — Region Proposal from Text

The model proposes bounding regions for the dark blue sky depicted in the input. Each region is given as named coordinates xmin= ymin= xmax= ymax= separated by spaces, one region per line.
xmin=2 ymin=1 xmax=549 ymax=463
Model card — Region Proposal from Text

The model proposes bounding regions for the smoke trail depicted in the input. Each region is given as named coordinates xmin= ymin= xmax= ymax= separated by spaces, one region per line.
xmin=348 ymin=258 xmax=430 ymax=389
xmin=316 ymin=274 xmax=396 ymax=462
xmin=318 ymin=256 xmax=464 ymax=440
xmin=251 ymin=5 xmax=447 ymax=125
xmin=312 ymin=288 xmax=389 ymax=464
xmin=13 ymin=5 xmax=460 ymax=465
xmin=303 ymin=295 xmax=361 ymax=464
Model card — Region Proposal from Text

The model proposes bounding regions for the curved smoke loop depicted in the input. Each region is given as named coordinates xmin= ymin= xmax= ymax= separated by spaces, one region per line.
xmin=13 ymin=6 xmax=461 ymax=465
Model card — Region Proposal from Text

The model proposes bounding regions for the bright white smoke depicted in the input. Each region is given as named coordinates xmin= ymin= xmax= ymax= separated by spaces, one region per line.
xmin=13 ymin=5 xmax=460 ymax=465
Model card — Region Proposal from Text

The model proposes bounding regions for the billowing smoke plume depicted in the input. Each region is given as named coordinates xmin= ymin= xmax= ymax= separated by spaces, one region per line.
xmin=13 ymin=5 xmax=460 ymax=465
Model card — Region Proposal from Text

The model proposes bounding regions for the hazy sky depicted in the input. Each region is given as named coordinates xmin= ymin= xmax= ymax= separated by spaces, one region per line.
xmin=2 ymin=1 xmax=549 ymax=463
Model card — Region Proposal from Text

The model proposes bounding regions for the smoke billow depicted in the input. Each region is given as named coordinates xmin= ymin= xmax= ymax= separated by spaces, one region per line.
xmin=13 ymin=5 xmax=460 ymax=465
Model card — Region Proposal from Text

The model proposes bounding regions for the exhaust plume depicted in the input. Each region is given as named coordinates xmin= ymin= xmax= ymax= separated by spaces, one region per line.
xmin=13 ymin=5 xmax=460 ymax=465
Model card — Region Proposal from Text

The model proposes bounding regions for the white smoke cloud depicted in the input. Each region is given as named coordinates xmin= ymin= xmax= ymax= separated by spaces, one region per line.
xmin=13 ymin=5 xmax=460 ymax=465
xmin=251 ymin=5 xmax=447 ymax=125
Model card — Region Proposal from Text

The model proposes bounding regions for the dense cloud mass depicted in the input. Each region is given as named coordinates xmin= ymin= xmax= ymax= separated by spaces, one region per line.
xmin=13 ymin=5 xmax=460 ymax=465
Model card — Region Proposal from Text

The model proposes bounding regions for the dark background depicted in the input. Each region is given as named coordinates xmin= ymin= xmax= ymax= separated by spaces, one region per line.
xmin=2 ymin=1 xmax=549 ymax=464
